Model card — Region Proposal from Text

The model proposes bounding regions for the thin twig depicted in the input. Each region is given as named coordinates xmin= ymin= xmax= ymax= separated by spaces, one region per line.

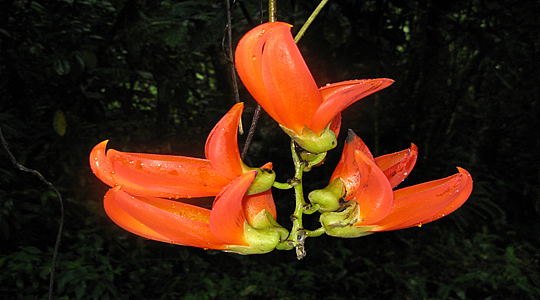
xmin=225 ymin=0 xmax=244 ymax=134
xmin=0 ymin=127 xmax=64 ymax=300
xmin=241 ymin=105 xmax=261 ymax=159
xmin=240 ymin=0 xmax=272 ymax=159
xmin=294 ymin=0 xmax=329 ymax=43
xmin=268 ymin=0 xmax=277 ymax=22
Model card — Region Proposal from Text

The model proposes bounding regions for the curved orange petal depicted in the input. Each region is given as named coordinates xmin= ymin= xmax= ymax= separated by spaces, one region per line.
xmin=90 ymin=140 xmax=115 ymax=185
xmin=352 ymin=150 xmax=394 ymax=224
xmin=345 ymin=129 xmax=374 ymax=160
xmin=104 ymin=187 xmax=171 ymax=244
xmin=244 ymin=190 xmax=277 ymax=225
xmin=416 ymin=167 xmax=473 ymax=225
xmin=209 ymin=171 xmax=258 ymax=246
xmin=90 ymin=140 xmax=230 ymax=198
xmin=311 ymin=79 xmax=394 ymax=134
xmin=261 ymin=22 xmax=323 ymax=134
xmin=104 ymin=186 xmax=228 ymax=249
xmin=318 ymin=80 xmax=376 ymax=100
xmin=235 ymin=22 xmax=284 ymax=125
xmin=205 ymin=103 xmax=245 ymax=180
xmin=370 ymin=168 xmax=473 ymax=231
xmin=329 ymin=114 xmax=342 ymax=137
xmin=320 ymin=81 xmax=344 ymax=137
xmin=330 ymin=130 xmax=374 ymax=188
xmin=375 ymin=143 xmax=418 ymax=188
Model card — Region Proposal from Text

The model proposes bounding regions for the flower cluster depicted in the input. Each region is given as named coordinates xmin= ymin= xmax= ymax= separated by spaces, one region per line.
xmin=90 ymin=103 xmax=287 ymax=254
xmin=90 ymin=22 xmax=473 ymax=256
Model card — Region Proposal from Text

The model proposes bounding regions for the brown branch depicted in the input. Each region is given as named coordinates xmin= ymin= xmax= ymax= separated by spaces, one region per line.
xmin=0 ymin=127 xmax=64 ymax=300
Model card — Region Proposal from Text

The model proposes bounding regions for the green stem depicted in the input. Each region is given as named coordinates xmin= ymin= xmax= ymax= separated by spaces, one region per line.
xmin=269 ymin=0 xmax=277 ymax=22
xmin=271 ymin=0 xmax=332 ymax=258
xmin=272 ymin=181 xmax=293 ymax=190
xmin=305 ymin=227 xmax=326 ymax=237
xmin=294 ymin=0 xmax=330 ymax=43
xmin=288 ymin=140 xmax=313 ymax=259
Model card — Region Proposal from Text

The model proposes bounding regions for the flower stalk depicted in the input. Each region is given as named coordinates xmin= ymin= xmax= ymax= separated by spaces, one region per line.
xmin=294 ymin=0 xmax=330 ymax=43
xmin=276 ymin=140 xmax=327 ymax=259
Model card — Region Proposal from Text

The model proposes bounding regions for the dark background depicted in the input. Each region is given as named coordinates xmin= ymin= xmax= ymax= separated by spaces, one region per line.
xmin=1 ymin=0 xmax=538 ymax=299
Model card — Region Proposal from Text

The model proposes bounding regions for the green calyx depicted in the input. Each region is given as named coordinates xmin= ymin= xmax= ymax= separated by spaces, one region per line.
xmin=319 ymin=202 xmax=376 ymax=238
xmin=280 ymin=124 xmax=337 ymax=154
xmin=308 ymin=178 xmax=346 ymax=212
xmin=226 ymin=210 xmax=289 ymax=255
xmin=244 ymin=168 xmax=277 ymax=195
xmin=297 ymin=147 xmax=327 ymax=172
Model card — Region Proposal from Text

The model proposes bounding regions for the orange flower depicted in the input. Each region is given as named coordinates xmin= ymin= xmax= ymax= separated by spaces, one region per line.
xmin=90 ymin=103 xmax=274 ymax=198
xmin=90 ymin=103 xmax=287 ymax=253
xmin=235 ymin=22 xmax=394 ymax=153
xmin=103 ymin=172 xmax=287 ymax=254
xmin=310 ymin=130 xmax=473 ymax=237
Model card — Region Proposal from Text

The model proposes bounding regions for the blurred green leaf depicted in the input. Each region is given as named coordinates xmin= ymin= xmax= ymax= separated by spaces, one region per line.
xmin=53 ymin=109 xmax=67 ymax=136
xmin=162 ymin=24 xmax=188 ymax=48
xmin=53 ymin=58 xmax=71 ymax=75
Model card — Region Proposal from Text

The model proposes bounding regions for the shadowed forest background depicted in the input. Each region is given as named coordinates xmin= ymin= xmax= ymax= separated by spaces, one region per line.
xmin=1 ymin=0 xmax=539 ymax=299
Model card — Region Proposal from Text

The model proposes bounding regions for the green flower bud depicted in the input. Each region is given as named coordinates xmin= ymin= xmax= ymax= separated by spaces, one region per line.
xmin=308 ymin=178 xmax=346 ymax=212
xmin=298 ymin=148 xmax=327 ymax=172
xmin=244 ymin=168 xmax=276 ymax=195
xmin=227 ymin=210 xmax=289 ymax=255
xmin=280 ymin=124 xmax=337 ymax=154
xmin=319 ymin=203 xmax=376 ymax=238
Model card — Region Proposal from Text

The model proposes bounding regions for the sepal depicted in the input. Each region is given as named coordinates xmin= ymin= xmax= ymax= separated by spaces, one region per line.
xmin=226 ymin=210 xmax=289 ymax=255
xmin=280 ymin=124 xmax=337 ymax=154
xmin=244 ymin=167 xmax=276 ymax=195
xmin=319 ymin=203 xmax=376 ymax=238
xmin=298 ymin=149 xmax=327 ymax=172
xmin=308 ymin=178 xmax=346 ymax=212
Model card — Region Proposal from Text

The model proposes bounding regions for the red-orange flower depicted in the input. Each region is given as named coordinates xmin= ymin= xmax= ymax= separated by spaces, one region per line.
xmin=90 ymin=103 xmax=287 ymax=253
xmin=235 ymin=22 xmax=394 ymax=153
xmin=90 ymin=103 xmax=274 ymax=198
xmin=103 ymin=171 xmax=287 ymax=253
xmin=311 ymin=130 xmax=473 ymax=237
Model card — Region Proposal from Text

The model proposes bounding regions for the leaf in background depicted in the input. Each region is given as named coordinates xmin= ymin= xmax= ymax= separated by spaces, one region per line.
xmin=162 ymin=24 xmax=188 ymax=48
xmin=53 ymin=57 xmax=70 ymax=75
xmin=79 ymin=49 xmax=97 ymax=70
xmin=53 ymin=110 xmax=67 ymax=136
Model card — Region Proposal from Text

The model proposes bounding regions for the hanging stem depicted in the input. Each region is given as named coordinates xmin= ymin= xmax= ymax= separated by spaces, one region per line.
xmin=294 ymin=0 xmax=329 ymax=43
xmin=268 ymin=0 xmax=277 ymax=22
xmin=290 ymin=141 xmax=308 ymax=259
xmin=276 ymin=140 xmax=326 ymax=259
xmin=241 ymin=0 xmax=277 ymax=159
xmin=225 ymin=0 xmax=243 ymax=135
xmin=271 ymin=0 xmax=330 ymax=259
